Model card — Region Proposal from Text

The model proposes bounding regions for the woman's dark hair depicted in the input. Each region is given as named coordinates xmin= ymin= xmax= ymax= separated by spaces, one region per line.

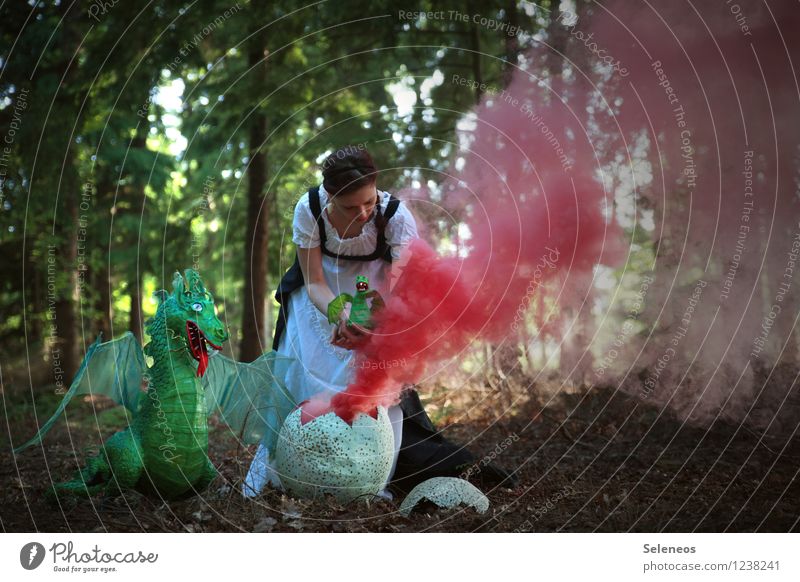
xmin=321 ymin=145 xmax=378 ymax=197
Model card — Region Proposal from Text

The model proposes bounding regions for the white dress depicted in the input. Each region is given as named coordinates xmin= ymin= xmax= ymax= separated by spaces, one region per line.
xmin=243 ymin=183 xmax=419 ymax=498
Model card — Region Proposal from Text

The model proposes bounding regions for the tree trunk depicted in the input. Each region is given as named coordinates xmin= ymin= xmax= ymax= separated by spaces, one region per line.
xmin=27 ymin=239 xmax=43 ymax=348
xmin=53 ymin=181 xmax=79 ymax=384
xmin=49 ymin=5 xmax=84 ymax=383
xmin=93 ymin=177 xmax=114 ymax=340
xmin=95 ymin=263 xmax=112 ymax=339
xmin=545 ymin=1 xmax=568 ymax=83
xmin=239 ymin=37 xmax=270 ymax=362
xmin=128 ymin=270 xmax=143 ymax=343
xmin=467 ymin=0 xmax=483 ymax=105
xmin=127 ymin=128 xmax=148 ymax=343
xmin=502 ymin=0 xmax=521 ymax=88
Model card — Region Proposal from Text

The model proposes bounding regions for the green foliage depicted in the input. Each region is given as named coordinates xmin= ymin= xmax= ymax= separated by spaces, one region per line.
xmin=0 ymin=0 xmax=549 ymax=367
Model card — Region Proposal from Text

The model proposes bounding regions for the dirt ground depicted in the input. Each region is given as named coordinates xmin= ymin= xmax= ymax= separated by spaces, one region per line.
xmin=2 ymin=373 xmax=798 ymax=533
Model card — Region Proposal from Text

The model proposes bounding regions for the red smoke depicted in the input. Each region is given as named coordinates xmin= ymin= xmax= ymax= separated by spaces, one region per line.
xmin=324 ymin=86 xmax=622 ymax=422
xmin=580 ymin=1 xmax=800 ymax=430
xmin=310 ymin=1 xmax=800 ymax=434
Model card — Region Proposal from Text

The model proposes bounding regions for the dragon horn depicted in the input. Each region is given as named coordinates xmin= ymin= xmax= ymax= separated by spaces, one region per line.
xmin=184 ymin=268 xmax=207 ymax=295
xmin=172 ymin=270 xmax=188 ymax=298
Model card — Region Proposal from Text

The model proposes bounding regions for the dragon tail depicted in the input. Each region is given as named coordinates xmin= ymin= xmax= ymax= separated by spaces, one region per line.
xmin=45 ymin=454 xmax=111 ymax=501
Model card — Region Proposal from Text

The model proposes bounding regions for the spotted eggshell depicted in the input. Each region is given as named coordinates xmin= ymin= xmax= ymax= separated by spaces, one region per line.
xmin=399 ymin=477 xmax=490 ymax=516
xmin=274 ymin=405 xmax=394 ymax=503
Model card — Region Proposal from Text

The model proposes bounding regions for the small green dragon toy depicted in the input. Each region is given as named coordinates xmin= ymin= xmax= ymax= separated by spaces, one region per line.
xmin=14 ymin=269 xmax=295 ymax=500
xmin=327 ymin=275 xmax=385 ymax=328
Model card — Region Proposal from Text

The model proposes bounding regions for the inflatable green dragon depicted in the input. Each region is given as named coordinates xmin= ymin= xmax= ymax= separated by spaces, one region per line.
xmin=14 ymin=269 xmax=296 ymax=500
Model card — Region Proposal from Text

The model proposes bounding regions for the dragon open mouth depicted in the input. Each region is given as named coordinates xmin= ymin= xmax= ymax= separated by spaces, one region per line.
xmin=186 ymin=320 xmax=222 ymax=377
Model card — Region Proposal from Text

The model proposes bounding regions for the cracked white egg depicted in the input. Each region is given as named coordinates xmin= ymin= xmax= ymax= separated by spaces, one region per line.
xmin=274 ymin=405 xmax=394 ymax=503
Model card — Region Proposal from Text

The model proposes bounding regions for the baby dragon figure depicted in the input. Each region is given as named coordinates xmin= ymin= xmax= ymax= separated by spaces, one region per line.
xmin=327 ymin=275 xmax=385 ymax=328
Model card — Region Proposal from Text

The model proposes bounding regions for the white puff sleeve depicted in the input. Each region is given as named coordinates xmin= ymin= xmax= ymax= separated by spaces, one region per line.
xmin=291 ymin=192 xmax=321 ymax=249
xmin=385 ymin=200 xmax=419 ymax=260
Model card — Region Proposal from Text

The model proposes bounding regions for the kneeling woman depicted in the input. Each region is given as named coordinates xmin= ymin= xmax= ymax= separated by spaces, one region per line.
xmin=243 ymin=145 xmax=513 ymax=498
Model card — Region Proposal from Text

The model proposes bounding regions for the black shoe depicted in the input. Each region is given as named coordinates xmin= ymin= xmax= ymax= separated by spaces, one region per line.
xmin=392 ymin=388 xmax=520 ymax=492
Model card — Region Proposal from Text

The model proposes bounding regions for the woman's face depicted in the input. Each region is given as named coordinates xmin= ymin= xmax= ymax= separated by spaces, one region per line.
xmin=329 ymin=183 xmax=378 ymax=225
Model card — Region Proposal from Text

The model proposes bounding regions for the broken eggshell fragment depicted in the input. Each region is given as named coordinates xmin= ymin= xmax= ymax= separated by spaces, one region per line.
xmin=399 ymin=477 xmax=490 ymax=516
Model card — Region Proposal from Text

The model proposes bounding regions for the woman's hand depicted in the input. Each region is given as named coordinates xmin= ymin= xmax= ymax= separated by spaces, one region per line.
xmin=297 ymin=246 xmax=370 ymax=350
xmin=330 ymin=309 xmax=369 ymax=350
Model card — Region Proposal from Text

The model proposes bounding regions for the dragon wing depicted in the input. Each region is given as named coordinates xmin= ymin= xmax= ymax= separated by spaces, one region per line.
xmin=201 ymin=349 xmax=296 ymax=454
xmin=327 ymin=293 xmax=353 ymax=325
xmin=13 ymin=331 xmax=146 ymax=454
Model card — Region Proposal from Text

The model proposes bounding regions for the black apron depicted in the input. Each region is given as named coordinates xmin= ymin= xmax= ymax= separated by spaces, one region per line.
xmin=272 ymin=186 xmax=515 ymax=492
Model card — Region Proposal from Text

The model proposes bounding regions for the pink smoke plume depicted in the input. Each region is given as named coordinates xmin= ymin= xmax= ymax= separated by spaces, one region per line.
xmin=322 ymin=74 xmax=623 ymax=423
xmin=307 ymin=1 xmax=800 ymax=433
xmin=578 ymin=1 xmax=800 ymax=431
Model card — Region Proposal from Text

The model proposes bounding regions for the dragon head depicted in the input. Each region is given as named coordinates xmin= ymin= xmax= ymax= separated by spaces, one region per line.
xmin=167 ymin=268 xmax=229 ymax=377
xmin=355 ymin=275 xmax=369 ymax=293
